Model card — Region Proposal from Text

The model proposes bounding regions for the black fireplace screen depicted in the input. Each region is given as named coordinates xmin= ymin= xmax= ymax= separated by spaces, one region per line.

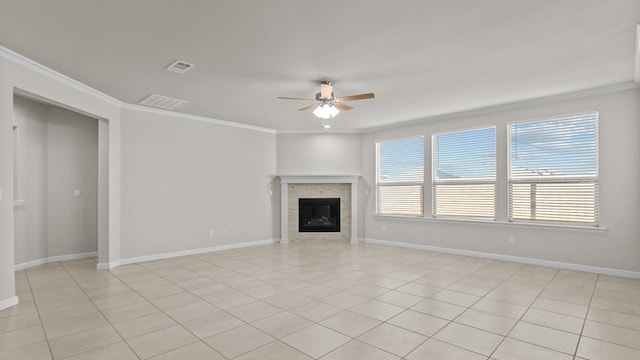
xmin=298 ymin=198 xmax=340 ymax=232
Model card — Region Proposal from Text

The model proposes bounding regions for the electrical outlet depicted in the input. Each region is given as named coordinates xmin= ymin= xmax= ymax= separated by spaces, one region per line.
xmin=382 ymin=225 xmax=388 ymax=232
xmin=508 ymin=235 xmax=516 ymax=245
xmin=208 ymin=230 xmax=214 ymax=238
xmin=223 ymin=229 xmax=228 ymax=236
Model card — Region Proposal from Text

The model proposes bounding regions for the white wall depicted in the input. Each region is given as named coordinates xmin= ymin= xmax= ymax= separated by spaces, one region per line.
xmin=120 ymin=108 xmax=277 ymax=258
xmin=277 ymin=133 xmax=362 ymax=175
xmin=361 ymin=88 xmax=640 ymax=273
xmin=0 ymin=50 xmax=121 ymax=309
xmin=12 ymin=96 xmax=98 ymax=265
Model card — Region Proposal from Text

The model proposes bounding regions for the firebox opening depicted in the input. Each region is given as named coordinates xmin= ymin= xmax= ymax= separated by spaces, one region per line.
xmin=298 ymin=198 xmax=340 ymax=232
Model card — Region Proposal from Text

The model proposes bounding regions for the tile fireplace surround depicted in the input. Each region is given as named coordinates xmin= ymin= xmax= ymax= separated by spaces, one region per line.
xmin=279 ymin=176 xmax=360 ymax=244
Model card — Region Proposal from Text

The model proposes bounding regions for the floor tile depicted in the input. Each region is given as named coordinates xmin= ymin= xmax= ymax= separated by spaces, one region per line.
xmin=411 ymin=298 xmax=466 ymax=320
xmin=521 ymin=308 xmax=584 ymax=334
xmin=289 ymin=301 xmax=343 ymax=322
xmin=112 ymin=311 xmax=177 ymax=339
xmin=48 ymin=325 xmax=122 ymax=359
xmin=0 ymin=311 xmax=41 ymax=334
xmin=350 ymin=299 xmax=404 ymax=321
xmin=163 ymin=300 xmax=219 ymax=323
xmin=102 ymin=301 xmax=159 ymax=323
xmin=227 ymin=300 xmax=282 ymax=322
xmin=431 ymin=289 xmax=481 ymax=307
xmin=358 ymin=323 xmax=427 ymax=357
xmin=375 ymin=290 xmax=424 ymax=308
xmin=509 ymin=321 xmax=579 ymax=355
xmin=281 ymin=324 xmax=350 ymax=358
xmin=406 ymin=338 xmax=487 ymax=360
xmin=387 ymin=309 xmax=449 ymax=336
xmin=0 ymin=339 xmax=52 ymax=360
xmin=252 ymin=311 xmax=313 ymax=338
xmin=492 ymin=338 xmax=573 ymax=360
xmin=235 ymin=340 xmax=313 ymax=360
xmin=434 ymin=322 xmax=503 ymax=356
xmin=455 ymin=309 xmax=517 ymax=335
xmin=577 ymin=336 xmax=640 ymax=360
xmin=321 ymin=339 xmax=400 ymax=360
xmin=320 ymin=310 xmax=381 ymax=337
xmin=60 ymin=341 xmax=138 ymax=360
xmin=204 ymin=324 xmax=273 ymax=359
xmin=181 ymin=311 xmax=244 ymax=339
xmin=320 ymin=291 xmax=369 ymax=309
xmin=127 ymin=325 xmax=198 ymax=359
xmin=147 ymin=341 xmax=225 ymax=360
xmin=582 ymin=320 xmax=640 ymax=350
xmin=43 ymin=311 xmax=109 ymax=340
xmin=471 ymin=298 xmax=527 ymax=319
xmin=0 ymin=324 xmax=47 ymax=352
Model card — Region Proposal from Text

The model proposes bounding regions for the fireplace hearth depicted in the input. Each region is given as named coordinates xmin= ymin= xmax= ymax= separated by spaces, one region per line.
xmin=298 ymin=198 xmax=340 ymax=232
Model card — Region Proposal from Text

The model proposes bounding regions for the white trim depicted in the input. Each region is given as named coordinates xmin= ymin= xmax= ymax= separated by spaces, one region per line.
xmin=277 ymin=129 xmax=362 ymax=135
xmin=0 ymin=296 xmax=19 ymax=311
xmin=364 ymin=238 xmax=640 ymax=279
xmin=635 ymin=24 xmax=640 ymax=83
xmin=14 ymin=252 xmax=98 ymax=271
xmin=99 ymin=239 xmax=276 ymax=269
xmin=121 ymin=103 xmax=277 ymax=134
xmin=0 ymin=45 xmax=123 ymax=106
xmin=363 ymin=82 xmax=640 ymax=133
xmin=373 ymin=214 xmax=607 ymax=233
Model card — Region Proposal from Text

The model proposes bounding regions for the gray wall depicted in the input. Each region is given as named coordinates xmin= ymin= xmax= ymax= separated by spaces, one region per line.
xmin=361 ymin=88 xmax=640 ymax=272
xmin=120 ymin=108 xmax=277 ymax=258
xmin=13 ymin=96 xmax=98 ymax=265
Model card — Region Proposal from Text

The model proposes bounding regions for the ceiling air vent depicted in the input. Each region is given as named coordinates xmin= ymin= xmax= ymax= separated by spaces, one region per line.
xmin=166 ymin=60 xmax=194 ymax=73
xmin=139 ymin=94 xmax=188 ymax=110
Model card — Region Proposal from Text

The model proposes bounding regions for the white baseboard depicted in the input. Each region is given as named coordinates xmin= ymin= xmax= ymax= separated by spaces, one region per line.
xmin=0 ymin=296 xmax=19 ymax=311
xmin=15 ymin=252 xmax=97 ymax=271
xmin=364 ymin=238 xmax=640 ymax=279
xmin=100 ymin=239 xmax=277 ymax=269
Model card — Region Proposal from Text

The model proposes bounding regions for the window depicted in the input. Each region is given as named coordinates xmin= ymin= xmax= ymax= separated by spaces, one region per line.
xmin=376 ymin=136 xmax=424 ymax=216
xmin=508 ymin=113 xmax=599 ymax=225
xmin=433 ymin=126 xmax=496 ymax=219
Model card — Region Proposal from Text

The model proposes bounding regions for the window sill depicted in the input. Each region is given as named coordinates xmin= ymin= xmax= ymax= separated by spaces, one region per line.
xmin=373 ymin=214 xmax=607 ymax=233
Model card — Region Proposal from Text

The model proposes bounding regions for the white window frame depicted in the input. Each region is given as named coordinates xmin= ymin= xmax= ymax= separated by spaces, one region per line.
xmin=507 ymin=112 xmax=599 ymax=226
xmin=432 ymin=126 xmax=497 ymax=220
xmin=375 ymin=135 xmax=425 ymax=217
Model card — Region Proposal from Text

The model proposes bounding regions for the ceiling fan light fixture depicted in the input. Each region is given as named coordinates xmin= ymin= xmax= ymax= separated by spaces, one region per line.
xmin=313 ymin=104 xmax=340 ymax=119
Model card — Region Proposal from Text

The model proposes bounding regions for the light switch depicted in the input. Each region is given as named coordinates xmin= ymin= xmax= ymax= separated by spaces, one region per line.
xmin=73 ymin=189 xmax=82 ymax=198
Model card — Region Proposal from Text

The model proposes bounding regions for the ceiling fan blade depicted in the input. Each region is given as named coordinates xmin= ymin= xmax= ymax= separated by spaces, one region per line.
xmin=297 ymin=103 xmax=319 ymax=111
xmin=333 ymin=102 xmax=353 ymax=111
xmin=277 ymin=96 xmax=314 ymax=101
xmin=335 ymin=92 xmax=375 ymax=101
xmin=320 ymin=82 xmax=333 ymax=99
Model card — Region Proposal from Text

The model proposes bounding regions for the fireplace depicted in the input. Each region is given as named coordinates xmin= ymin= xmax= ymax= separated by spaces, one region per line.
xmin=298 ymin=198 xmax=340 ymax=232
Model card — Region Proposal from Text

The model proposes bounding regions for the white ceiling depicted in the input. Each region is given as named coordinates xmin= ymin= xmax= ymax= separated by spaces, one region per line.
xmin=1 ymin=0 xmax=638 ymax=131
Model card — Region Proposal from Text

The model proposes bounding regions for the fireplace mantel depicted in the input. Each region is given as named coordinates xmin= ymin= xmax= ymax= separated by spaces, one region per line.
xmin=279 ymin=175 xmax=360 ymax=244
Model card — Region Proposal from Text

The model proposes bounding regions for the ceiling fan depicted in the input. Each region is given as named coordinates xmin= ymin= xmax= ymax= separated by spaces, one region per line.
xmin=278 ymin=81 xmax=375 ymax=124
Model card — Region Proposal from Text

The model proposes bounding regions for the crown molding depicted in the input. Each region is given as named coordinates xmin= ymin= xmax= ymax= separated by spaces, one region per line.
xmin=276 ymin=128 xmax=363 ymax=135
xmin=121 ymin=103 xmax=277 ymax=134
xmin=362 ymin=82 xmax=640 ymax=133
xmin=3 ymin=44 xmax=638 ymax=135
xmin=0 ymin=45 xmax=123 ymax=107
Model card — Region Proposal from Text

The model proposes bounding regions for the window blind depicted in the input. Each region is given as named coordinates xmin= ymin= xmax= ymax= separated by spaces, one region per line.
xmin=433 ymin=126 xmax=496 ymax=219
xmin=376 ymin=136 xmax=424 ymax=216
xmin=508 ymin=113 xmax=599 ymax=225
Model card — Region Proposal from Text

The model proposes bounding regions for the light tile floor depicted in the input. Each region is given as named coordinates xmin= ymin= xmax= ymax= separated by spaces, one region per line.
xmin=1 ymin=242 xmax=640 ymax=359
